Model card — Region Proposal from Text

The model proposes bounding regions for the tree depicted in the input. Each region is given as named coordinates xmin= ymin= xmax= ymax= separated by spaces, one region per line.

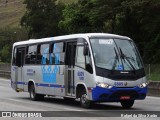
xmin=0 ymin=27 xmax=28 ymax=63
xmin=59 ymin=0 xmax=160 ymax=63
xmin=21 ymin=0 xmax=64 ymax=38
xmin=0 ymin=45 xmax=11 ymax=63
xmin=116 ymin=0 xmax=160 ymax=63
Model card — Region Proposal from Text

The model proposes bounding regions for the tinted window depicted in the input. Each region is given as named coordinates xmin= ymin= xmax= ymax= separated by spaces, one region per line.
xmin=39 ymin=44 xmax=50 ymax=65
xmin=76 ymin=46 xmax=85 ymax=68
xmin=25 ymin=45 xmax=37 ymax=64
xmin=50 ymin=42 xmax=65 ymax=65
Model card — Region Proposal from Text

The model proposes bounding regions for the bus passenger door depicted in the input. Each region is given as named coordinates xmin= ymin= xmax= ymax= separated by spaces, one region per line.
xmin=65 ymin=41 xmax=77 ymax=96
xmin=15 ymin=47 xmax=25 ymax=91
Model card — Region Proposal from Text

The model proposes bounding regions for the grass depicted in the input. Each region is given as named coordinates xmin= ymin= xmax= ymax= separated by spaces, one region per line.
xmin=145 ymin=64 xmax=160 ymax=81
xmin=149 ymin=74 xmax=160 ymax=81
xmin=0 ymin=0 xmax=76 ymax=29
xmin=0 ymin=0 xmax=26 ymax=28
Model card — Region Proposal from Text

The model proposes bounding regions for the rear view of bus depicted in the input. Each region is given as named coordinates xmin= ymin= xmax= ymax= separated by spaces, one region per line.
xmin=88 ymin=36 xmax=148 ymax=108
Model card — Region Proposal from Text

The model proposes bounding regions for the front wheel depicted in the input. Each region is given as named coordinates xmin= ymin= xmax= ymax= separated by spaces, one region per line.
xmin=120 ymin=100 xmax=134 ymax=109
xmin=80 ymin=92 xmax=93 ymax=108
xmin=29 ymin=85 xmax=44 ymax=101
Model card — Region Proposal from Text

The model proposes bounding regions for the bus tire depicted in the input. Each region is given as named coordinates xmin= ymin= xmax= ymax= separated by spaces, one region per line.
xmin=120 ymin=100 xmax=134 ymax=109
xmin=80 ymin=90 xmax=93 ymax=108
xmin=29 ymin=85 xmax=44 ymax=101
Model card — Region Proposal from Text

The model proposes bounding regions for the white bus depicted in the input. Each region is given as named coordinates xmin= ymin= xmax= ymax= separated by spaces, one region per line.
xmin=11 ymin=33 xmax=148 ymax=108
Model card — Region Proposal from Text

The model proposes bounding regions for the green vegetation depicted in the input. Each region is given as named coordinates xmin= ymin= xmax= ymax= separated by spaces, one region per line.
xmin=59 ymin=0 xmax=160 ymax=65
xmin=21 ymin=0 xmax=64 ymax=38
xmin=150 ymin=74 xmax=160 ymax=81
xmin=149 ymin=64 xmax=160 ymax=81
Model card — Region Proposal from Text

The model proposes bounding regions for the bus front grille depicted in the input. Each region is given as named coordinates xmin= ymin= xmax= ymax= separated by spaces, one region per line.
xmin=109 ymin=90 xmax=139 ymax=99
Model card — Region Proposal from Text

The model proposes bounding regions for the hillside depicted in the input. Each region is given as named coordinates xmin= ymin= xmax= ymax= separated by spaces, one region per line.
xmin=0 ymin=0 xmax=76 ymax=29
xmin=0 ymin=0 xmax=25 ymax=28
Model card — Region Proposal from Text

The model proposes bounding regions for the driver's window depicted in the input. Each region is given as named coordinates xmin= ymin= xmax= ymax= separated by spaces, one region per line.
xmin=75 ymin=39 xmax=93 ymax=74
xmin=76 ymin=46 xmax=85 ymax=68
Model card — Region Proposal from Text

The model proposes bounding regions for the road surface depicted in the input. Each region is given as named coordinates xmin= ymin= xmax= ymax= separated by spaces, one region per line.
xmin=0 ymin=78 xmax=159 ymax=120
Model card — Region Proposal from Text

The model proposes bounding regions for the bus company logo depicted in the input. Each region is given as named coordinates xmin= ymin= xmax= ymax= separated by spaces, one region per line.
xmin=2 ymin=112 xmax=11 ymax=117
xmin=41 ymin=44 xmax=60 ymax=83
xmin=41 ymin=65 xmax=58 ymax=83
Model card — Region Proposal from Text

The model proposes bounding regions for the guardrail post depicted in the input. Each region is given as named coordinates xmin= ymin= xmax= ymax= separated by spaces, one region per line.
xmin=149 ymin=64 xmax=151 ymax=81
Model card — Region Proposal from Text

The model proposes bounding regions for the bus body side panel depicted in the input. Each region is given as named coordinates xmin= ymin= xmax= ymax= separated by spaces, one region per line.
xmin=23 ymin=66 xmax=44 ymax=94
xmin=11 ymin=66 xmax=17 ymax=91
xmin=23 ymin=65 xmax=66 ymax=97
xmin=74 ymin=66 xmax=95 ymax=100
xmin=52 ymin=65 xmax=65 ymax=97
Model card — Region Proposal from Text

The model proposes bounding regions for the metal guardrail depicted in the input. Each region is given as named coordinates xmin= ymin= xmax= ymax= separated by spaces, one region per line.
xmin=0 ymin=70 xmax=11 ymax=78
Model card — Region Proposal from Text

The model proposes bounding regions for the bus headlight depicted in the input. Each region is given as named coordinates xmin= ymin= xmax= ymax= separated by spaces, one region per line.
xmin=138 ymin=82 xmax=149 ymax=88
xmin=96 ymin=82 xmax=112 ymax=89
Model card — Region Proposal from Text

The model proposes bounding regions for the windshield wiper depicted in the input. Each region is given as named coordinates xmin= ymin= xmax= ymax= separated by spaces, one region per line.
xmin=112 ymin=48 xmax=119 ymax=70
xmin=119 ymin=48 xmax=136 ymax=71
xmin=114 ymin=47 xmax=119 ymax=62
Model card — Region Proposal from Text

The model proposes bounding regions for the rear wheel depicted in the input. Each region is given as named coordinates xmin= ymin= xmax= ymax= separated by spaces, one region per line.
xmin=29 ymin=85 xmax=44 ymax=101
xmin=120 ymin=100 xmax=134 ymax=109
xmin=80 ymin=90 xmax=93 ymax=108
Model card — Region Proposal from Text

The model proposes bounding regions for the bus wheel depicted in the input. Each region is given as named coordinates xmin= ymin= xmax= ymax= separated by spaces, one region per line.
xmin=29 ymin=85 xmax=44 ymax=101
xmin=120 ymin=100 xmax=134 ymax=109
xmin=80 ymin=90 xmax=92 ymax=108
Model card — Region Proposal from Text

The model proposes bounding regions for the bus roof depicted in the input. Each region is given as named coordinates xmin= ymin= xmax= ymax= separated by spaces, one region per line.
xmin=13 ymin=33 xmax=131 ymax=47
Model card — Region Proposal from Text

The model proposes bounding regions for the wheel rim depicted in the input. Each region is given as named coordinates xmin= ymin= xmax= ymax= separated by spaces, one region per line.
xmin=81 ymin=94 xmax=88 ymax=105
xmin=30 ymin=88 xmax=35 ymax=99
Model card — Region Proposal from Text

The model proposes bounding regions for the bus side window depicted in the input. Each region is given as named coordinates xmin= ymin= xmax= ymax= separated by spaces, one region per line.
xmin=16 ymin=48 xmax=22 ymax=67
xmin=12 ymin=48 xmax=16 ymax=65
xmin=76 ymin=40 xmax=93 ymax=74
xmin=25 ymin=45 xmax=37 ymax=64
xmin=40 ymin=44 xmax=50 ymax=65
xmin=36 ymin=45 xmax=41 ymax=64
xmin=85 ymin=50 xmax=93 ymax=74
xmin=25 ymin=46 xmax=29 ymax=64
xmin=51 ymin=42 xmax=65 ymax=65
xmin=76 ymin=46 xmax=85 ymax=68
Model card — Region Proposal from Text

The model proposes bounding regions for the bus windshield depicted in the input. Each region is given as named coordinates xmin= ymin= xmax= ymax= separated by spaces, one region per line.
xmin=90 ymin=38 xmax=143 ymax=71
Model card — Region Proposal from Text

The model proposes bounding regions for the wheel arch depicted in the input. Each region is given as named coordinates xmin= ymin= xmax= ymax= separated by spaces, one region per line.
xmin=27 ymin=79 xmax=36 ymax=92
xmin=76 ymin=82 xmax=88 ymax=98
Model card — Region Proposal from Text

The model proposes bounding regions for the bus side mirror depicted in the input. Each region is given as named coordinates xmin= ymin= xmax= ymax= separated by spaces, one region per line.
xmin=83 ymin=45 xmax=89 ymax=56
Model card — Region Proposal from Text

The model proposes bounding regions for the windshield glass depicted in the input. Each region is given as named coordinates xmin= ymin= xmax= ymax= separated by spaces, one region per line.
xmin=90 ymin=38 xmax=143 ymax=71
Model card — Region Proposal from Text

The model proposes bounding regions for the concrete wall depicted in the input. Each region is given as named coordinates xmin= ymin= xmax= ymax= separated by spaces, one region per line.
xmin=147 ymin=81 xmax=160 ymax=97
xmin=0 ymin=64 xmax=11 ymax=71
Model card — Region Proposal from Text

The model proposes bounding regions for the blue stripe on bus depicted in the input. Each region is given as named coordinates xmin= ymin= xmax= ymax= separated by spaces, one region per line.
xmin=36 ymin=83 xmax=65 ymax=88
xmin=15 ymin=82 xmax=65 ymax=88
xmin=17 ymin=82 xmax=27 ymax=85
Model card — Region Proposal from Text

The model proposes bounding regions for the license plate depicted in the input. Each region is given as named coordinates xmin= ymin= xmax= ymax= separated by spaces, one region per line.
xmin=120 ymin=96 xmax=130 ymax=100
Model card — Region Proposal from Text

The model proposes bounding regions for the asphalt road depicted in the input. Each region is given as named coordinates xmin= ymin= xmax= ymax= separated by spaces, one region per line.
xmin=0 ymin=78 xmax=159 ymax=120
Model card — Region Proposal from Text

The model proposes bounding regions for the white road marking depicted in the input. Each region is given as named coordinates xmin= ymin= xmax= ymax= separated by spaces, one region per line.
xmin=146 ymin=96 xmax=160 ymax=100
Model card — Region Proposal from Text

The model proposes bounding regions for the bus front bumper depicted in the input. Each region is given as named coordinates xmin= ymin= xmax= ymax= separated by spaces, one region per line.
xmin=91 ymin=86 xmax=147 ymax=102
